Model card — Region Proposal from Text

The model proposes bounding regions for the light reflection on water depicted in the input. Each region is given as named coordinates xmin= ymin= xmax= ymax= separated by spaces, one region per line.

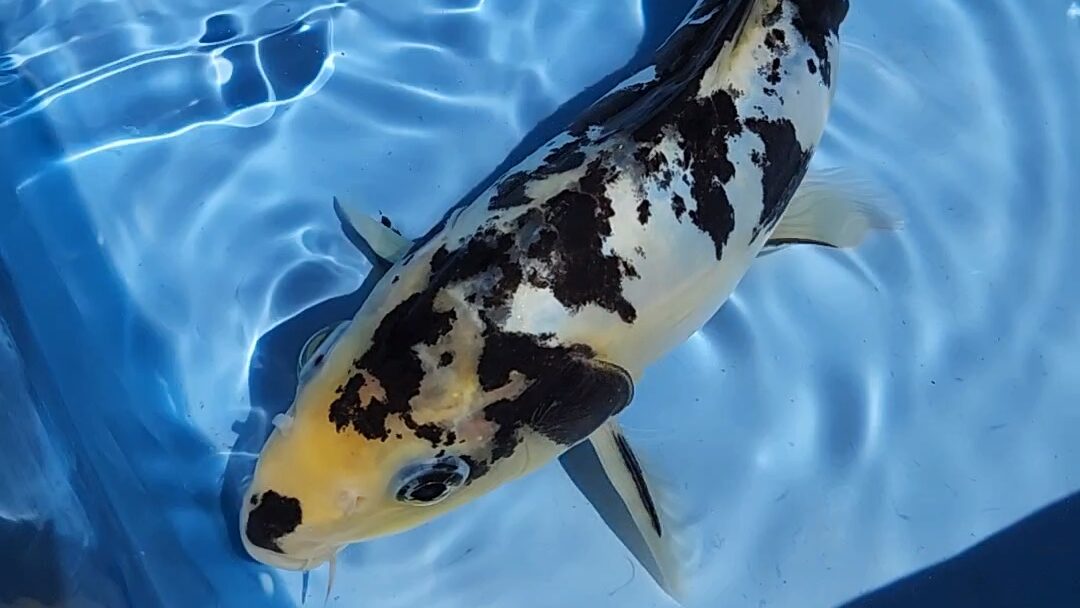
xmin=1 ymin=1 xmax=1078 ymax=606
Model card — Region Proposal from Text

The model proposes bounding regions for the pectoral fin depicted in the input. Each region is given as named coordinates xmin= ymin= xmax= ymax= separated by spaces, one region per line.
xmin=333 ymin=197 xmax=413 ymax=268
xmin=763 ymin=167 xmax=901 ymax=254
xmin=559 ymin=419 xmax=683 ymax=600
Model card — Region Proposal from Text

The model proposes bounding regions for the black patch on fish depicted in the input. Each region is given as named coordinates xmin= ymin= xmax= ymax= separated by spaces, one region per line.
xmin=765 ymin=28 xmax=788 ymax=53
xmin=526 ymin=160 xmax=638 ymax=323
xmin=488 ymin=157 xmax=637 ymax=323
xmin=328 ymin=288 xmax=456 ymax=441
xmin=746 ymin=117 xmax=813 ymax=243
xmin=637 ymin=199 xmax=651 ymax=225
xmin=245 ymin=491 xmax=302 ymax=554
xmin=612 ymin=430 xmax=663 ymax=537
xmin=602 ymin=18 xmax=745 ymax=259
xmin=488 ymin=138 xmax=588 ymax=211
xmin=329 ymin=373 xmax=390 ymax=440
xmin=635 ymin=147 xmax=674 ymax=190
xmin=540 ymin=139 xmax=588 ymax=176
xmin=471 ymin=329 xmax=634 ymax=478
xmin=489 ymin=171 xmax=532 ymax=210
xmin=671 ymin=193 xmax=687 ymax=221
xmin=790 ymin=0 xmax=849 ymax=87
xmin=761 ymin=14 xmax=791 ymax=96
xmin=761 ymin=57 xmax=783 ymax=86
xmin=402 ymin=413 xmax=445 ymax=448
xmin=460 ymin=454 xmax=490 ymax=481
xmin=650 ymin=89 xmax=740 ymax=261
xmin=807 ymin=58 xmax=817 ymax=75
xmin=439 ymin=352 xmax=454 ymax=367
xmin=431 ymin=232 xmax=522 ymax=314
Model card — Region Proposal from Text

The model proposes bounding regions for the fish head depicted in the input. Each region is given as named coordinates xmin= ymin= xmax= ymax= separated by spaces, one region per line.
xmin=240 ymin=289 xmax=634 ymax=570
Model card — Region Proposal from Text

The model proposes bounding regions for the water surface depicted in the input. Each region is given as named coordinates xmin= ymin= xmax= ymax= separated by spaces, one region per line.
xmin=1 ymin=1 xmax=1079 ymax=606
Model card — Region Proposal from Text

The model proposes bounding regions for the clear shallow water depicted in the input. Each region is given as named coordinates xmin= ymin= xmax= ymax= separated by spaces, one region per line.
xmin=1 ymin=1 xmax=1079 ymax=606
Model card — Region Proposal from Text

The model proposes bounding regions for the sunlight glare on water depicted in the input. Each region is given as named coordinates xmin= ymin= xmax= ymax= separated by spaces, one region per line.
xmin=1 ymin=0 xmax=1079 ymax=607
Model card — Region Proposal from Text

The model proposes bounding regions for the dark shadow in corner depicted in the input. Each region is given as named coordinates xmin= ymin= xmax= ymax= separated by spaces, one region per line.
xmin=220 ymin=0 xmax=699 ymax=559
xmin=842 ymin=489 xmax=1080 ymax=608
xmin=0 ymin=515 xmax=67 ymax=606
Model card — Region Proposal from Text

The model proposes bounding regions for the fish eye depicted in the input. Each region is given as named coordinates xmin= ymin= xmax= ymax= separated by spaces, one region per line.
xmin=394 ymin=456 xmax=470 ymax=505
xmin=297 ymin=321 xmax=349 ymax=377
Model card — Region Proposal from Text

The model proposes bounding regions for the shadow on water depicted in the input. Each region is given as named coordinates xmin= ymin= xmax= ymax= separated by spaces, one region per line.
xmin=0 ymin=266 xmax=76 ymax=607
xmin=0 ymin=219 xmax=293 ymax=606
xmin=0 ymin=518 xmax=66 ymax=606
xmin=843 ymin=490 xmax=1080 ymax=608
xmin=225 ymin=0 xmax=699 ymax=551
xmin=0 ymin=21 xmax=295 ymax=607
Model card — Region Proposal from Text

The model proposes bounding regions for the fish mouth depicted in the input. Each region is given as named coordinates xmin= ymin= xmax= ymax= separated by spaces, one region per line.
xmin=240 ymin=525 xmax=336 ymax=571
xmin=239 ymin=497 xmax=337 ymax=571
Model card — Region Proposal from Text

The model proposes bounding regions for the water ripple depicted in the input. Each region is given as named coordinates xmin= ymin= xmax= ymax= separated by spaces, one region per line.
xmin=1 ymin=1 xmax=1079 ymax=607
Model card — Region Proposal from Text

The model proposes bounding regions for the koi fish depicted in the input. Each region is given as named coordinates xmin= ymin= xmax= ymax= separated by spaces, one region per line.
xmin=241 ymin=0 xmax=891 ymax=598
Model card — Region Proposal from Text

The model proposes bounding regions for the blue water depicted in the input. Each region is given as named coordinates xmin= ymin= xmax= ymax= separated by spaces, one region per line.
xmin=2 ymin=1 xmax=1079 ymax=606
